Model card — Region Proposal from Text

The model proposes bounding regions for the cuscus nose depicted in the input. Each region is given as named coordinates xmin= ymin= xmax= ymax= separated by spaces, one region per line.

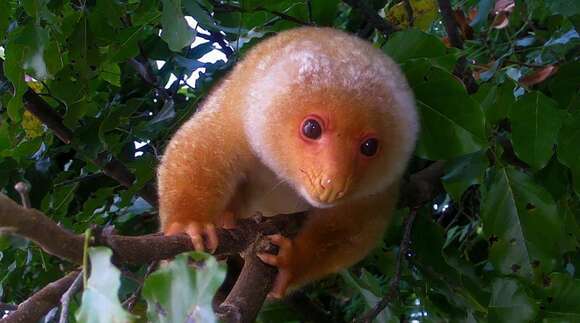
xmin=315 ymin=176 xmax=350 ymax=204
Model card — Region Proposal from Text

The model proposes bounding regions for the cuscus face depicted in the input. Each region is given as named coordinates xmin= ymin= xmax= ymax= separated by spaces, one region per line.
xmin=242 ymin=32 xmax=417 ymax=209
xmin=256 ymin=88 xmax=411 ymax=208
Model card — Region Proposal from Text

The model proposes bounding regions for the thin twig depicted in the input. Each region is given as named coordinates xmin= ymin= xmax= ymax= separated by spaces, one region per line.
xmin=356 ymin=208 xmax=418 ymax=323
xmin=402 ymin=0 xmax=414 ymax=26
xmin=58 ymin=271 xmax=83 ymax=323
xmin=210 ymin=1 xmax=312 ymax=26
xmin=14 ymin=182 xmax=31 ymax=209
xmin=122 ymin=261 xmax=159 ymax=312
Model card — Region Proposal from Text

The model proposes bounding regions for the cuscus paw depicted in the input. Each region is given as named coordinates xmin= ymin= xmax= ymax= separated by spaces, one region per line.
xmin=257 ymin=234 xmax=294 ymax=299
xmin=165 ymin=221 xmax=218 ymax=252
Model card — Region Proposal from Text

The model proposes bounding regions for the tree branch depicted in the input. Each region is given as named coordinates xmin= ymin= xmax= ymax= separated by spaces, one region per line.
xmin=436 ymin=0 xmax=463 ymax=49
xmin=2 ymin=271 xmax=79 ymax=323
xmin=343 ymin=0 xmax=398 ymax=36
xmin=436 ymin=0 xmax=479 ymax=94
xmin=0 ymin=161 xmax=444 ymax=323
xmin=210 ymin=1 xmax=312 ymax=26
xmin=216 ymin=214 xmax=307 ymax=323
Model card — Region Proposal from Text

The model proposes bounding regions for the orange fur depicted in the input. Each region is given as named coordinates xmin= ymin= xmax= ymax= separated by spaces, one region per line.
xmin=158 ymin=27 xmax=418 ymax=297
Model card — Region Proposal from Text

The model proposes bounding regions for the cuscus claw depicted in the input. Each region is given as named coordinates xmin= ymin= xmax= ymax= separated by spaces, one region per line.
xmin=165 ymin=221 xmax=219 ymax=252
xmin=257 ymin=234 xmax=294 ymax=298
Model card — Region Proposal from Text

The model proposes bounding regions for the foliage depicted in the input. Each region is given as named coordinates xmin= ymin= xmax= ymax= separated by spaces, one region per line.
xmin=76 ymin=247 xmax=136 ymax=323
xmin=142 ymin=252 xmax=225 ymax=323
xmin=0 ymin=0 xmax=578 ymax=322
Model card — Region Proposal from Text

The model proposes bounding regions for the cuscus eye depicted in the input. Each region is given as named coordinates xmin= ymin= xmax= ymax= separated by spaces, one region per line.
xmin=360 ymin=138 xmax=379 ymax=157
xmin=301 ymin=118 xmax=322 ymax=140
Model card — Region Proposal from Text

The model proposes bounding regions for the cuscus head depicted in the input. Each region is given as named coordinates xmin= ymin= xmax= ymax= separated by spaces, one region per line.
xmin=243 ymin=28 xmax=418 ymax=208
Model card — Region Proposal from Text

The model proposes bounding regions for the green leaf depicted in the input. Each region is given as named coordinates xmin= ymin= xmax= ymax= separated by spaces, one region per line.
xmin=4 ymin=23 xmax=51 ymax=121
xmin=546 ymin=0 xmax=580 ymax=17
xmin=383 ymin=29 xmax=446 ymax=63
xmin=481 ymin=167 xmax=569 ymax=277
xmin=412 ymin=212 xmax=487 ymax=313
xmin=548 ymin=62 xmax=580 ymax=109
xmin=442 ymin=150 xmax=488 ymax=201
xmin=310 ymin=0 xmax=339 ymax=26
xmin=472 ymin=82 xmax=516 ymax=126
xmin=488 ymin=278 xmax=538 ymax=323
xmin=100 ymin=63 xmax=121 ymax=87
xmin=0 ymin=1 xmax=9 ymax=40
xmin=557 ymin=110 xmax=580 ymax=195
xmin=108 ymin=26 xmax=151 ymax=63
xmin=161 ymin=0 xmax=196 ymax=52
xmin=12 ymin=24 xmax=50 ymax=79
xmin=413 ymin=68 xmax=487 ymax=160
xmin=76 ymin=247 xmax=136 ymax=323
xmin=183 ymin=0 xmax=220 ymax=32
xmin=509 ymin=91 xmax=562 ymax=169
xmin=542 ymin=273 xmax=580 ymax=319
xmin=340 ymin=271 xmax=396 ymax=323
xmin=142 ymin=252 xmax=225 ymax=323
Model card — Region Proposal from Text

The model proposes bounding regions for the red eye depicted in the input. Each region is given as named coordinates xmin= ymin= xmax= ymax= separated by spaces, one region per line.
xmin=360 ymin=138 xmax=379 ymax=157
xmin=302 ymin=118 xmax=322 ymax=140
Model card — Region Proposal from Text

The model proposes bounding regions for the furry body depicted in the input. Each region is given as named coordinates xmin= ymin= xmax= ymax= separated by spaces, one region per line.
xmin=158 ymin=27 xmax=418 ymax=297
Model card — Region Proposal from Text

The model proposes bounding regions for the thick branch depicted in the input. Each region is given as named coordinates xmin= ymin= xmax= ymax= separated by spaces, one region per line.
xmin=0 ymin=193 xmax=306 ymax=265
xmin=0 ymin=161 xmax=444 ymax=323
xmin=217 ymin=215 xmax=307 ymax=323
xmin=343 ymin=0 xmax=398 ymax=36
xmin=2 ymin=271 xmax=79 ymax=323
xmin=217 ymin=239 xmax=278 ymax=323
xmin=0 ymin=194 xmax=84 ymax=263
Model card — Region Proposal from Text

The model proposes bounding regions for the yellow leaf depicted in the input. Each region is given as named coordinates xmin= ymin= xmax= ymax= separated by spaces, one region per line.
xmin=386 ymin=0 xmax=437 ymax=31
xmin=22 ymin=111 xmax=44 ymax=138
xmin=27 ymin=80 xmax=44 ymax=93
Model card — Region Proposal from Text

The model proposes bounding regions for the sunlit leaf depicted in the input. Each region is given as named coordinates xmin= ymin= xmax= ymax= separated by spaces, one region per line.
xmin=386 ymin=0 xmax=437 ymax=31
xmin=22 ymin=111 xmax=44 ymax=139
xmin=76 ymin=247 xmax=136 ymax=323
xmin=142 ymin=252 xmax=225 ymax=323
